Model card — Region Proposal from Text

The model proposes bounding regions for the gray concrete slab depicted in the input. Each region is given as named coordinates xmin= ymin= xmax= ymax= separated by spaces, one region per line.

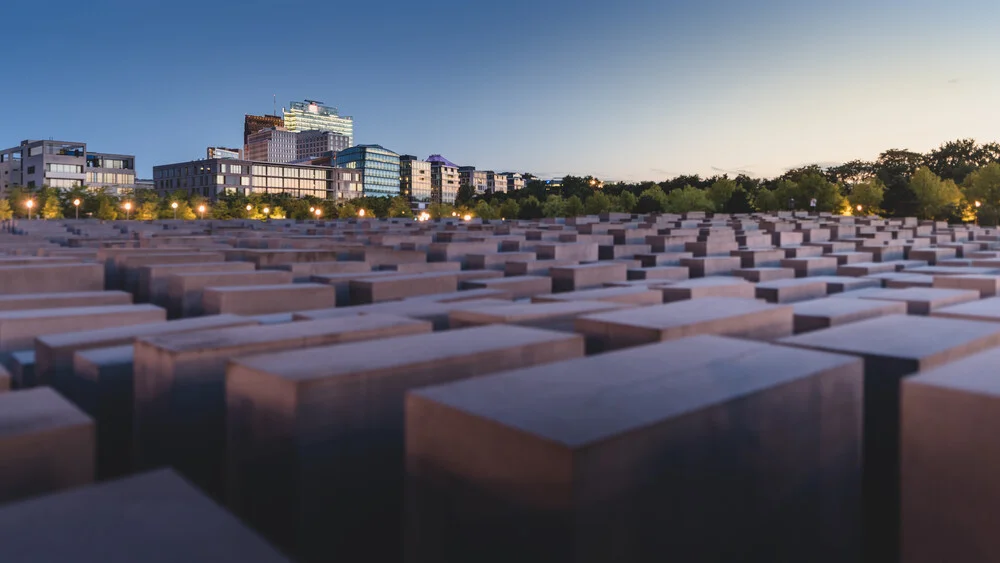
xmin=202 ymin=283 xmax=337 ymax=315
xmin=0 ymin=304 xmax=166 ymax=353
xmin=791 ymin=297 xmax=909 ymax=333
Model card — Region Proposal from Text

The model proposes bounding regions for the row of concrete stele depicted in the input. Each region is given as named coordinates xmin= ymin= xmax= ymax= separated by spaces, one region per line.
xmin=0 ymin=211 xmax=999 ymax=562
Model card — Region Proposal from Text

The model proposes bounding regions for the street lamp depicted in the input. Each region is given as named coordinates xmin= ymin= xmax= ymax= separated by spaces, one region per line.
xmin=198 ymin=204 xmax=206 ymax=220
xmin=171 ymin=201 xmax=178 ymax=220
xmin=976 ymin=201 xmax=982 ymax=226
xmin=463 ymin=214 xmax=472 ymax=221
xmin=25 ymin=200 xmax=33 ymax=220
xmin=309 ymin=207 xmax=315 ymax=213
xmin=856 ymin=204 xmax=863 ymax=213
xmin=358 ymin=208 xmax=366 ymax=218
xmin=315 ymin=208 xmax=322 ymax=218
xmin=263 ymin=206 xmax=270 ymax=216
xmin=73 ymin=198 xmax=80 ymax=220
xmin=123 ymin=201 xmax=132 ymax=221
xmin=246 ymin=203 xmax=253 ymax=217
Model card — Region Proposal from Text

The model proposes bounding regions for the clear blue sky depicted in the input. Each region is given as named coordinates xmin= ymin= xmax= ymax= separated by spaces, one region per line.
xmin=2 ymin=0 xmax=998 ymax=181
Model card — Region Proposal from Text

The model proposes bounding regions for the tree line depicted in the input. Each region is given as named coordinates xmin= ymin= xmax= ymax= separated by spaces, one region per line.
xmin=1 ymin=138 xmax=999 ymax=223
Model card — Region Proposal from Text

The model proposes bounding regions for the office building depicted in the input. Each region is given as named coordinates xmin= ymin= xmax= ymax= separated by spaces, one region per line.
xmin=244 ymin=114 xmax=283 ymax=146
xmin=153 ymin=158 xmax=362 ymax=201
xmin=427 ymin=155 xmax=460 ymax=205
xmin=207 ymin=147 xmax=241 ymax=160
xmin=505 ymin=172 xmax=525 ymax=192
xmin=245 ymin=128 xmax=298 ymax=163
xmin=400 ymin=155 xmax=432 ymax=202
xmin=487 ymin=171 xmax=508 ymax=194
xmin=335 ymin=145 xmax=400 ymax=198
xmin=295 ymin=130 xmax=350 ymax=160
xmin=283 ymin=100 xmax=354 ymax=147
xmin=459 ymin=166 xmax=489 ymax=194
xmin=0 ymin=140 xmax=135 ymax=194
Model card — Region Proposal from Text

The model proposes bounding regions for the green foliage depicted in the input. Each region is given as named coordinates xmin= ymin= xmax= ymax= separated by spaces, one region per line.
xmin=474 ymin=200 xmax=494 ymax=220
xmin=96 ymin=196 xmax=118 ymax=221
xmin=636 ymin=186 xmax=668 ymax=213
xmin=564 ymin=195 xmax=585 ymax=217
xmin=541 ymin=195 xmax=565 ymax=218
xmin=848 ymin=179 xmax=886 ymax=215
xmin=455 ymin=184 xmax=477 ymax=207
xmin=964 ymin=162 xmax=1000 ymax=225
xmin=41 ymin=197 xmax=63 ymax=219
xmin=664 ymin=185 xmax=715 ymax=213
xmin=707 ymin=178 xmax=738 ymax=210
xmin=337 ymin=202 xmax=358 ymax=219
xmin=137 ymin=201 xmax=159 ymax=221
xmin=584 ymin=192 xmax=612 ymax=215
xmin=518 ymin=196 xmax=543 ymax=219
xmin=0 ymin=199 xmax=12 ymax=220
xmin=910 ymin=167 xmax=962 ymax=220
xmin=388 ymin=196 xmax=413 ymax=218
xmin=614 ymin=191 xmax=637 ymax=213
xmin=499 ymin=199 xmax=520 ymax=220
xmin=753 ymin=188 xmax=780 ymax=212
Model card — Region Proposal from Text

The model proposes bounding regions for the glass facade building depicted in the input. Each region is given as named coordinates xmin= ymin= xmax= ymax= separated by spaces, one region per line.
xmin=400 ymin=155 xmax=432 ymax=202
xmin=153 ymin=158 xmax=362 ymax=201
xmin=427 ymin=155 xmax=459 ymax=204
xmin=284 ymin=100 xmax=354 ymax=147
xmin=0 ymin=140 xmax=135 ymax=194
xmin=335 ymin=145 xmax=400 ymax=198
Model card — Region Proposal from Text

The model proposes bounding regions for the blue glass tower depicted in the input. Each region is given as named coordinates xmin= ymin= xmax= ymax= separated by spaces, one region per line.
xmin=335 ymin=145 xmax=400 ymax=198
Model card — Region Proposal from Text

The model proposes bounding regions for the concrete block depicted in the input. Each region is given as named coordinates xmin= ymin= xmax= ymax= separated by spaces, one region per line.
xmin=167 ymin=270 xmax=293 ymax=318
xmin=532 ymin=286 xmax=662 ymax=306
xmin=680 ymin=256 xmax=739 ymax=278
xmin=854 ymin=287 xmax=980 ymax=315
xmin=134 ymin=314 xmax=432 ymax=498
xmin=350 ymin=272 xmax=458 ymax=304
xmin=731 ymin=249 xmax=786 ymax=268
xmin=550 ymin=262 xmax=627 ymax=292
xmin=837 ymin=261 xmax=896 ymax=277
xmin=0 ymin=304 xmax=165 ymax=353
xmin=0 ymin=291 xmax=132 ymax=312
xmin=202 ymin=283 xmax=336 ymax=316
xmin=461 ymin=275 xmax=553 ymax=300
xmin=503 ymin=259 xmax=579 ymax=277
xmin=575 ymin=297 xmax=793 ymax=352
xmin=626 ymin=266 xmax=689 ymax=281
xmin=755 ymin=278 xmax=828 ymax=303
xmin=0 ymin=387 xmax=94 ymax=504
xmin=931 ymin=296 xmax=1000 ymax=323
xmin=932 ymin=274 xmax=1000 ymax=297
xmin=466 ymin=252 xmax=536 ymax=270
xmin=294 ymin=298 xmax=512 ymax=331
xmin=405 ymin=335 xmax=862 ymax=562
xmin=634 ymin=252 xmax=692 ymax=267
xmin=225 ymin=325 xmax=585 ymax=562
xmin=659 ymin=277 xmax=756 ymax=302
xmin=73 ymin=345 xmax=135 ymax=479
xmin=449 ymin=300 xmax=630 ymax=331
xmin=137 ymin=262 xmax=255 ymax=304
xmin=732 ymin=267 xmax=797 ymax=283
xmin=791 ymin=297 xmax=908 ymax=334
xmin=0 ymin=263 xmax=103 ymax=294
xmin=781 ymin=257 xmax=839 ymax=278
xmin=0 ymin=469 xmax=291 ymax=562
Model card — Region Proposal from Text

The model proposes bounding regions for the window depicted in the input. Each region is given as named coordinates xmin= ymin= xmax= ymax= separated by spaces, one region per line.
xmin=27 ymin=166 xmax=35 ymax=174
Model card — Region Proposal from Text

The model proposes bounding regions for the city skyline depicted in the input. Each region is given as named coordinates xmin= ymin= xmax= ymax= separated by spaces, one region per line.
xmin=2 ymin=0 xmax=999 ymax=182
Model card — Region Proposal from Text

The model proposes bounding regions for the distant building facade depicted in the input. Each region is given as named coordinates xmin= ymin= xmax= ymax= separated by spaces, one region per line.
xmin=207 ymin=147 xmax=241 ymax=160
xmin=283 ymin=100 xmax=354 ymax=147
xmin=335 ymin=145 xmax=400 ymax=197
xmin=295 ymin=130 xmax=350 ymax=160
xmin=458 ymin=166 xmax=489 ymax=194
xmin=153 ymin=158 xmax=362 ymax=201
xmin=0 ymin=139 xmax=135 ymax=194
xmin=427 ymin=155 xmax=460 ymax=204
xmin=400 ymin=155 xmax=432 ymax=202
xmin=487 ymin=171 xmax=508 ymax=194
xmin=243 ymin=114 xmax=284 ymax=147
xmin=505 ymin=172 xmax=525 ymax=192
xmin=245 ymin=128 xmax=298 ymax=163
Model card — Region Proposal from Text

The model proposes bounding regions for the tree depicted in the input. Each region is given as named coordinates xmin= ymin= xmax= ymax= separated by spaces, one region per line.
xmin=388 ymin=196 xmax=413 ymax=218
xmin=41 ymin=197 xmax=63 ymax=219
xmin=541 ymin=195 xmax=565 ymax=218
xmin=455 ymin=184 xmax=477 ymax=207
xmin=753 ymin=188 xmax=781 ymax=212
xmin=337 ymin=202 xmax=358 ymax=219
xmin=518 ymin=196 xmax=543 ymax=219
xmin=664 ymin=185 xmax=715 ymax=213
xmin=635 ymin=186 xmax=668 ymax=213
xmin=499 ymin=199 xmax=520 ymax=220
xmin=474 ymin=200 xmax=494 ymax=220
xmin=96 ymin=196 xmax=119 ymax=221
xmin=848 ymin=179 xmax=886 ymax=215
xmin=910 ymin=167 xmax=962 ymax=220
xmin=0 ymin=199 xmax=12 ymax=220
xmin=137 ymin=201 xmax=159 ymax=221
xmin=268 ymin=205 xmax=287 ymax=219
xmin=564 ymin=195 xmax=585 ymax=217
xmin=428 ymin=203 xmax=455 ymax=220
xmin=614 ymin=191 xmax=637 ymax=213
xmin=964 ymin=162 xmax=1000 ymax=226
xmin=585 ymin=192 xmax=612 ymax=215
xmin=707 ymin=178 xmax=738 ymax=211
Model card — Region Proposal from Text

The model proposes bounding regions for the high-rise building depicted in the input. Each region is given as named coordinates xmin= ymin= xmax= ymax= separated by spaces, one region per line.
xmin=295 ymin=130 xmax=350 ymax=160
xmin=207 ymin=147 xmax=241 ymax=160
xmin=400 ymin=155 xmax=432 ymax=202
xmin=335 ymin=145 xmax=400 ymax=197
xmin=427 ymin=155 xmax=460 ymax=205
xmin=245 ymin=128 xmax=298 ymax=164
xmin=459 ymin=166 xmax=489 ymax=194
xmin=153 ymin=158 xmax=362 ymax=201
xmin=283 ymin=100 xmax=354 ymax=146
xmin=0 ymin=140 xmax=135 ymax=194
xmin=487 ymin=171 xmax=508 ymax=194
xmin=243 ymin=114 xmax=283 ymax=146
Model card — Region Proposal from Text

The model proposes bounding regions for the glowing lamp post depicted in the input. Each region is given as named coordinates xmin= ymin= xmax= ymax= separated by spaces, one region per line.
xmin=463 ymin=214 xmax=472 ymax=221
xmin=198 ymin=204 xmax=206 ymax=220
xmin=246 ymin=203 xmax=253 ymax=218
xmin=976 ymin=201 xmax=982 ymax=226
xmin=263 ymin=207 xmax=270 ymax=218
xmin=358 ymin=208 xmax=366 ymax=218
xmin=171 ymin=201 xmax=178 ymax=220
xmin=123 ymin=201 xmax=132 ymax=221
xmin=315 ymin=208 xmax=322 ymax=218
xmin=73 ymin=198 xmax=80 ymax=220
xmin=25 ymin=200 xmax=33 ymax=220
xmin=856 ymin=204 xmax=863 ymax=214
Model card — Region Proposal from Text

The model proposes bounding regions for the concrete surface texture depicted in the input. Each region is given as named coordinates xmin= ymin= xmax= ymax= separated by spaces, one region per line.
xmin=1 ymin=212 xmax=999 ymax=562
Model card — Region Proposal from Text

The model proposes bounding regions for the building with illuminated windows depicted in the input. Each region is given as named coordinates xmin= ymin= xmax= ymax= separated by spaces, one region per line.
xmin=504 ymin=172 xmax=525 ymax=192
xmin=487 ymin=171 xmax=508 ymax=194
xmin=335 ymin=145 xmax=400 ymax=198
xmin=427 ymin=155 xmax=459 ymax=204
xmin=283 ymin=100 xmax=354 ymax=147
xmin=458 ymin=166 xmax=489 ymax=194
xmin=400 ymin=155 xmax=432 ymax=202
xmin=244 ymin=114 xmax=283 ymax=146
xmin=0 ymin=139 xmax=135 ymax=194
xmin=245 ymin=128 xmax=298 ymax=163
xmin=153 ymin=158 xmax=362 ymax=202
xmin=207 ymin=147 xmax=241 ymax=160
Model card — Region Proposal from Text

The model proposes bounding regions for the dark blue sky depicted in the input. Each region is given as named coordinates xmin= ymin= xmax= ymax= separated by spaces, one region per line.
xmin=2 ymin=0 xmax=998 ymax=180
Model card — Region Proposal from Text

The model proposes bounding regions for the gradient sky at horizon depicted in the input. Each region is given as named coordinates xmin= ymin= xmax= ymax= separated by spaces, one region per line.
xmin=2 ymin=0 xmax=999 ymax=181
